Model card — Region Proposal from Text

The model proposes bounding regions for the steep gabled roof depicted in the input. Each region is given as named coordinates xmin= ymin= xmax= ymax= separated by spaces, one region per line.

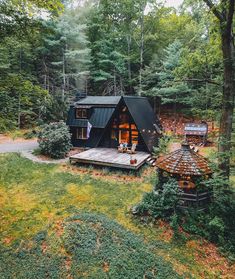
xmin=123 ymin=96 xmax=162 ymax=152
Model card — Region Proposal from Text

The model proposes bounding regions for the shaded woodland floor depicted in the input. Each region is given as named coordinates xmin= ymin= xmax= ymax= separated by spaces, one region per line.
xmin=0 ymin=153 xmax=234 ymax=278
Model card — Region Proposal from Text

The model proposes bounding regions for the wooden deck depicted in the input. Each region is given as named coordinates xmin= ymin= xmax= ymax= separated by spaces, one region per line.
xmin=69 ymin=148 xmax=151 ymax=170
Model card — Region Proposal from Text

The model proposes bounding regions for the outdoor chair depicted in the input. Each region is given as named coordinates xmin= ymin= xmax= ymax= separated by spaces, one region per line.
xmin=127 ymin=143 xmax=137 ymax=154
xmin=118 ymin=146 xmax=123 ymax=153
xmin=118 ymin=144 xmax=125 ymax=153
xmin=118 ymin=142 xmax=129 ymax=153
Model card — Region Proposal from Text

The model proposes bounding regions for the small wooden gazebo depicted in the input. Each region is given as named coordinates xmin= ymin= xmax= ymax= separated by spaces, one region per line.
xmin=156 ymin=143 xmax=213 ymax=209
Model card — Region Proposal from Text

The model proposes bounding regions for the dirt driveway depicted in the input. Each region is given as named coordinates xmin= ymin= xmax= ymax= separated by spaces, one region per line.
xmin=0 ymin=134 xmax=38 ymax=153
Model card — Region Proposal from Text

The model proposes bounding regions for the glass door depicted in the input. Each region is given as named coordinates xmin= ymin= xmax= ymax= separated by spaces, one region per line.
xmin=119 ymin=130 xmax=130 ymax=144
xmin=110 ymin=107 xmax=139 ymax=147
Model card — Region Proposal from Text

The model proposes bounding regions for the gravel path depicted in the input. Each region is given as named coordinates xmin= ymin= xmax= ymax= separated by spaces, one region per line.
xmin=0 ymin=140 xmax=39 ymax=153
xmin=21 ymin=150 xmax=69 ymax=164
xmin=0 ymin=139 xmax=68 ymax=164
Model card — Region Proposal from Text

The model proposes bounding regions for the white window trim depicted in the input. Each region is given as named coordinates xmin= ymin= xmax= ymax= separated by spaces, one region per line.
xmin=76 ymin=128 xmax=87 ymax=140
xmin=76 ymin=108 xmax=87 ymax=119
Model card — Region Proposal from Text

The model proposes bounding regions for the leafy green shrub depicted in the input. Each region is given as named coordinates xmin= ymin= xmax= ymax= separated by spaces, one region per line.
xmin=136 ymin=173 xmax=235 ymax=257
xmin=0 ymin=117 xmax=16 ymax=132
xmin=38 ymin=121 xmax=72 ymax=159
xmin=181 ymin=176 xmax=235 ymax=256
xmin=207 ymin=177 xmax=235 ymax=254
xmin=23 ymin=129 xmax=38 ymax=139
xmin=135 ymin=179 xmax=181 ymax=219
xmin=152 ymin=136 xmax=171 ymax=158
xmin=208 ymin=216 xmax=225 ymax=242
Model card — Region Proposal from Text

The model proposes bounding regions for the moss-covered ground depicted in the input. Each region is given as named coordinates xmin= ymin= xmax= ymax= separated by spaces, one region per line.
xmin=0 ymin=153 xmax=234 ymax=278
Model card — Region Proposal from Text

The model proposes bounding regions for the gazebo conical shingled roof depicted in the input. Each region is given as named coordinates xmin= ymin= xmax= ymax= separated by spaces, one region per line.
xmin=156 ymin=143 xmax=212 ymax=176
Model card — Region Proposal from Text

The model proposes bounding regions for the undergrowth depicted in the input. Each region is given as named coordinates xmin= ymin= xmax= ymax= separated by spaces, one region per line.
xmin=0 ymin=213 xmax=181 ymax=279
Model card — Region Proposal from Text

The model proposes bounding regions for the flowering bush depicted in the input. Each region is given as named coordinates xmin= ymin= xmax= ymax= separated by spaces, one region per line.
xmin=38 ymin=121 xmax=72 ymax=158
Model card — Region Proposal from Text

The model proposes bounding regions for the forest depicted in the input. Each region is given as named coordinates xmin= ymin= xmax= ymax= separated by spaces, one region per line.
xmin=0 ymin=0 xmax=225 ymax=119
xmin=0 ymin=0 xmax=234 ymax=176
xmin=0 ymin=0 xmax=235 ymax=278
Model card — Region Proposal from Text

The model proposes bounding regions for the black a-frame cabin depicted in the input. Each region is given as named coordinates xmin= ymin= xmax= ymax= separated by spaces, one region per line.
xmin=67 ymin=96 xmax=162 ymax=153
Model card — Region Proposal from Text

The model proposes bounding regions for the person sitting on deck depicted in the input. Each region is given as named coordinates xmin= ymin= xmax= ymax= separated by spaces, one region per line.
xmin=123 ymin=142 xmax=128 ymax=149
xmin=118 ymin=142 xmax=129 ymax=153
xmin=118 ymin=142 xmax=124 ymax=153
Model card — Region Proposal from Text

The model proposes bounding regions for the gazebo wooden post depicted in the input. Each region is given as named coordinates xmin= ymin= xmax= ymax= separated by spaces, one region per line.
xmin=157 ymin=168 xmax=164 ymax=189
xmin=196 ymin=190 xmax=199 ymax=209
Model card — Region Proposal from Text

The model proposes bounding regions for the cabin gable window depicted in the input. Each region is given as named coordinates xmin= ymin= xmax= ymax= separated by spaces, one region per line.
xmin=110 ymin=109 xmax=139 ymax=145
xmin=76 ymin=128 xmax=87 ymax=140
xmin=76 ymin=108 xmax=87 ymax=119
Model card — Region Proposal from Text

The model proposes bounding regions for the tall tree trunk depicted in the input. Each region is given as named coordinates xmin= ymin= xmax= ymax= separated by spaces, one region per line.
xmin=120 ymin=76 xmax=124 ymax=96
xmin=203 ymin=0 xmax=235 ymax=178
xmin=62 ymin=47 xmax=66 ymax=103
xmin=18 ymin=46 xmax=22 ymax=129
xmin=113 ymin=69 xmax=117 ymax=96
xmin=42 ymin=57 xmax=48 ymax=91
xmin=18 ymin=92 xmax=21 ymax=129
xmin=127 ymin=35 xmax=132 ymax=85
xmin=138 ymin=2 xmax=145 ymax=96
xmin=218 ymin=30 xmax=235 ymax=177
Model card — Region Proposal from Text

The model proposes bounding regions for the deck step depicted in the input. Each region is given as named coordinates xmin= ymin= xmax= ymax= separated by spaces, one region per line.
xmin=146 ymin=157 xmax=156 ymax=167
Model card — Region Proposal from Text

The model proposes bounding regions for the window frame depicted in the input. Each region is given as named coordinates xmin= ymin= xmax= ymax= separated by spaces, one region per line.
xmin=111 ymin=112 xmax=139 ymax=145
xmin=75 ymin=108 xmax=87 ymax=119
xmin=76 ymin=127 xmax=88 ymax=140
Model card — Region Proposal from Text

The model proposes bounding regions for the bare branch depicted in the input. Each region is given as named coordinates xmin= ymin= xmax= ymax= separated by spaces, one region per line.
xmin=174 ymin=78 xmax=222 ymax=86
xmin=203 ymin=0 xmax=225 ymax=22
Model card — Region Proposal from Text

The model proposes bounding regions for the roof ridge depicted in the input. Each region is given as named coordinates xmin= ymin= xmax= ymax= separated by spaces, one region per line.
xmin=171 ymin=149 xmax=186 ymax=174
xmin=188 ymin=150 xmax=202 ymax=174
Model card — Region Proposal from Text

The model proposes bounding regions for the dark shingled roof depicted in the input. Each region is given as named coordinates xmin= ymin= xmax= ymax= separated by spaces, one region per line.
xmin=156 ymin=143 xmax=212 ymax=176
xmin=75 ymin=96 xmax=121 ymax=106
xmin=67 ymin=107 xmax=115 ymax=128
xmin=90 ymin=108 xmax=115 ymax=128
xmin=123 ymin=96 xmax=161 ymax=151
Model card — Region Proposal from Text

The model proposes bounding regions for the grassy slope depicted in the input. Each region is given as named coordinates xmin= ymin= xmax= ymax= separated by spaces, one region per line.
xmin=0 ymin=213 xmax=180 ymax=279
xmin=0 ymin=154 xmax=234 ymax=278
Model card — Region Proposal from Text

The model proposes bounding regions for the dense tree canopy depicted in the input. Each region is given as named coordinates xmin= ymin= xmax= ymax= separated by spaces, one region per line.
xmin=0 ymin=0 xmax=234 ymax=175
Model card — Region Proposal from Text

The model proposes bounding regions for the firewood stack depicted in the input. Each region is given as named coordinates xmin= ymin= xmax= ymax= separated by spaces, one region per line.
xmin=186 ymin=135 xmax=205 ymax=145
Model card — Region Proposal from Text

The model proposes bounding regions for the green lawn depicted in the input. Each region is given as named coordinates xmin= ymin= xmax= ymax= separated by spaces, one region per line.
xmin=0 ymin=154 xmax=234 ymax=278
